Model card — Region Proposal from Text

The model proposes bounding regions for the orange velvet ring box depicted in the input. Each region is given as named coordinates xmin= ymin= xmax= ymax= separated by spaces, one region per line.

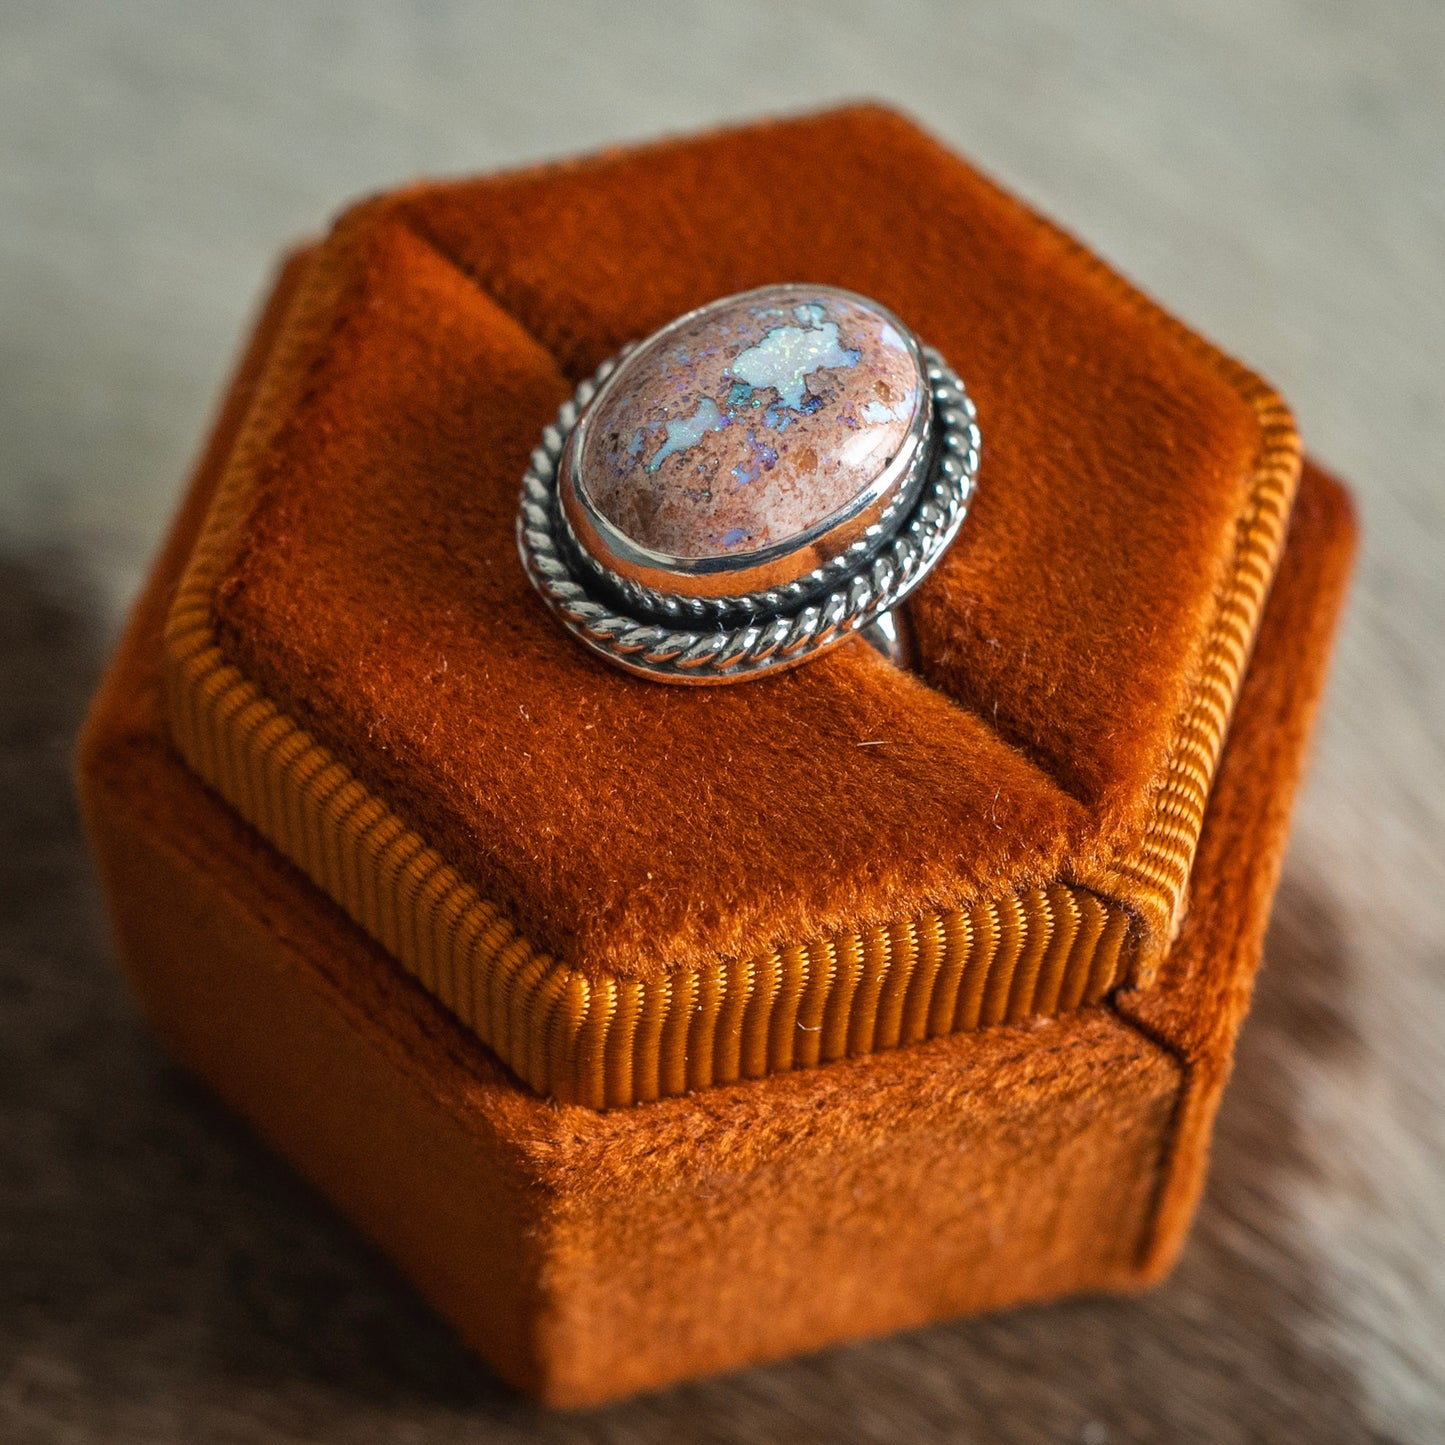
xmin=77 ymin=106 xmax=1355 ymax=1404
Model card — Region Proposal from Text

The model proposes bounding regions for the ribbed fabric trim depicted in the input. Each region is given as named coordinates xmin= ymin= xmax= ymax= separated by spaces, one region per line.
xmin=167 ymin=578 xmax=1132 ymax=1104
xmin=1082 ymin=374 xmax=1297 ymax=962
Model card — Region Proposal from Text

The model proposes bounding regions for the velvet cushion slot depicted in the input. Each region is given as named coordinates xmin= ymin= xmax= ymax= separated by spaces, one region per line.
xmin=162 ymin=106 xmax=1303 ymax=1105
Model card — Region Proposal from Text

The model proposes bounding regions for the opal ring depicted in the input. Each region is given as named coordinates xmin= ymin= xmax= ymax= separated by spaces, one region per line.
xmin=517 ymin=284 xmax=979 ymax=684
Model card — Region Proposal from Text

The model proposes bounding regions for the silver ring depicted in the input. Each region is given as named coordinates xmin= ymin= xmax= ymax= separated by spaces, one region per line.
xmin=517 ymin=284 xmax=979 ymax=684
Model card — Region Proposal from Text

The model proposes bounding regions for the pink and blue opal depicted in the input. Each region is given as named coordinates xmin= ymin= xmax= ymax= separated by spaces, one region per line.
xmin=577 ymin=286 xmax=923 ymax=559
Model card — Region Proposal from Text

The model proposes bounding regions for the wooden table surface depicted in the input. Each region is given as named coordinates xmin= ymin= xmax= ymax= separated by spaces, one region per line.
xmin=2 ymin=3 xmax=1441 ymax=1440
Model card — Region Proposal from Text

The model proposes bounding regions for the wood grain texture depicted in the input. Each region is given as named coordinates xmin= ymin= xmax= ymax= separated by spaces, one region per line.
xmin=1 ymin=1 xmax=1440 ymax=1440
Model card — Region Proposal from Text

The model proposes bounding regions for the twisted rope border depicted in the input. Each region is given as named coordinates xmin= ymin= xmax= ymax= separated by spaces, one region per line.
xmin=516 ymin=348 xmax=980 ymax=682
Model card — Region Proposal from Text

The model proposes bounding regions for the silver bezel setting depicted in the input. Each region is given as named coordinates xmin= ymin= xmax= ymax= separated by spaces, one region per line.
xmin=516 ymin=341 xmax=980 ymax=684
xmin=559 ymin=286 xmax=936 ymax=608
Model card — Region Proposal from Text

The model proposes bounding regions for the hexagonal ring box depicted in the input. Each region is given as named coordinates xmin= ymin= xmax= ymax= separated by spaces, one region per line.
xmin=78 ymin=107 xmax=1355 ymax=1403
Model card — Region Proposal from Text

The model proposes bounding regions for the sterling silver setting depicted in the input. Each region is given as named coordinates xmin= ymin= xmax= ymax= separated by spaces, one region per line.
xmin=516 ymin=316 xmax=980 ymax=685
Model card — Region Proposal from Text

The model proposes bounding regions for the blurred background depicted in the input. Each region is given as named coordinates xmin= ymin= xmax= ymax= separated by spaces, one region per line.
xmin=2 ymin=2 xmax=1441 ymax=1441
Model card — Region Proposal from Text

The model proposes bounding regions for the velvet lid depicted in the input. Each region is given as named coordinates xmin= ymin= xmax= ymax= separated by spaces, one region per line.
xmin=162 ymin=105 xmax=1301 ymax=1106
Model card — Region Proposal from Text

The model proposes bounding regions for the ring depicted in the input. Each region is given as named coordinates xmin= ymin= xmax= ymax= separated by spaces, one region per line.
xmin=517 ymin=284 xmax=979 ymax=684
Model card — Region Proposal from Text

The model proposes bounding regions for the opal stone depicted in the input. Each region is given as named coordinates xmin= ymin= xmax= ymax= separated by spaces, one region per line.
xmin=576 ymin=286 xmax=924 ymax=560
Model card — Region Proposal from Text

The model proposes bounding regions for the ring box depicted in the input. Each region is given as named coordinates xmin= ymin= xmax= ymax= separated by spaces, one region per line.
xmin=77 ymin=106 xmax=1355 ymax=1404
